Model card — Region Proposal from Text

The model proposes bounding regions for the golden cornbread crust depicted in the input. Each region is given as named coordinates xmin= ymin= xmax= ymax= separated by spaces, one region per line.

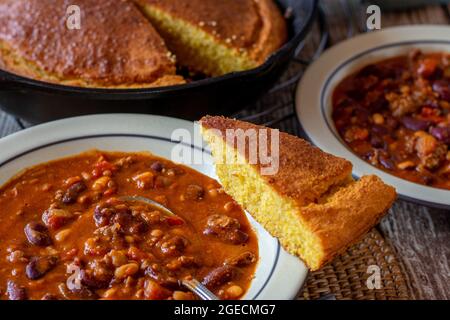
xmin=136 ymin=0 xmax=287 ymax=64
xmin=200 ymin=116 xmax=397 ymax=270
xmin=200 ymin=115 xmax=353 ymax=206
xmin=0 ymin=0 xmax=286 ymax=87
xmin=0 ymin=0 xmax=184 ymax=88
xmin=301 ymin=175 xmax=396 ymax=268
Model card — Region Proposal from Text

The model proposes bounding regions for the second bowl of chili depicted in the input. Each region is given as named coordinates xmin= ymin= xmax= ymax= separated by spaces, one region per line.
xmin=296 ymin=25 xmax=450 ymax=209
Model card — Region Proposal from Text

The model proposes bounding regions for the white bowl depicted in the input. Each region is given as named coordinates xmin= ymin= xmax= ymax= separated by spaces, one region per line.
xmin=296 ymin=25 xmax=450 ymax=209
xmin=0 ymin=113 xmax=308 ymax=300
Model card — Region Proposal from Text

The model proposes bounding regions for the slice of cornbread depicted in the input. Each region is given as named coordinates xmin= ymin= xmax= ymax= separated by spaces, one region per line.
xmin=133 ymin=0 xmax=287 ymax=76
xmin=200 ymin=116 xmax=396 ymax=270
xmin=0 ymin=0 xmax=184 ymax=88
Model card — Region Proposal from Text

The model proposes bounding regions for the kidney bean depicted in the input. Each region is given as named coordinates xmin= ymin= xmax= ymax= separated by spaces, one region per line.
xmin=202 ymin=265 xmax=237 ymax=289
xmin=371 ymin=126 xmax=389 ymax=139
xmin=401 ymin=117 xmax=431 ymax=131
xmin=7 ymin=280 xmax=27 ymax=300
xmin=26 ymin=256 xmax=58 ymax=280
xmin=379 ymin=155 xmax=396 ymax=170
xmin=368 ymin=96 xmax=389 ymax=112
xmin=385 ymin=117 xmax=399 ymax=130
xmin=430 ymin=126 xmax=450 ymax=144
xmin=62 ymin=181 xmax=86 ymax=204
xmin=150 ymin=161 xmax=164 ymax=172
xmin=357 ymin=64 xmax=380 ymax=78
xmin=24 ymin=222 xmax=52 ymax=247
xmin=370 ymin=135 xmax=385 ymax=149
xmin=432 ymin=80 xmax=450 ymax=101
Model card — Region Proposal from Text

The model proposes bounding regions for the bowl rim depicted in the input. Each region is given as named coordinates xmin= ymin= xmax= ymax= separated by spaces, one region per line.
xmin=295 ymin=25 xmax=450 ymax=209
xmin=0 ymin=113 xmax=308 ymax=300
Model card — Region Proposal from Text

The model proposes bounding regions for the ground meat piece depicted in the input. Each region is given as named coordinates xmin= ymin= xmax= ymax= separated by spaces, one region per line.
xmin=113 ymin=211 xmax=148 ymax=235
xmin=204 ymin=214 xmax=249 ymax=245
xmin=158 ymin=235 xmax=188 ymax=257
xmin=94 ymin=202 xmax=148 ymax=235
xmin=79 ymin=267 xmax=112 ymax=289
xmin=386 ymin=91 xmax=421 ymax=117
xmin=93 ymin=205 xmax=114 ymax=227
xmin=145 ymin=264 xmax=178 ymax=288
xmin=420 ymin=143 xmax=448 ymax=169
xmin=415 ymin=131 xmax=439 ymax=157
xmin=183 ymin=184 xmax=204 ymax=200
xmin=166 ymin=255 xmax=198 ymax=271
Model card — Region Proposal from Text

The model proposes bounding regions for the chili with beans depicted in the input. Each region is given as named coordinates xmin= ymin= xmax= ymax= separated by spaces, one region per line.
xmin=0 ymin=151 xmax=258 ymax=300
xmin=333 ymin=50 xmax=450 ymax=189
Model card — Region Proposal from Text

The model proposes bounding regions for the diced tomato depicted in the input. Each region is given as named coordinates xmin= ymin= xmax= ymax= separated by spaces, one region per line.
xmin=92 ymin=160 xmax=117 ymax=178
xmin=417 ymin=58 xmax=438 ymax=78
xmin=420 ymin=108 xmax=444 ymax=123
xmin=144 ymin=280 xmax=171 ymax=300
xmin=166 ymin=216 xmax=184 ymax=226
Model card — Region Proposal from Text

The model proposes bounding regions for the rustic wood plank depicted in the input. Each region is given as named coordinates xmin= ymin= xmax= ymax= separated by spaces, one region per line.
xmin=381 ymin=202 xmax=450 ymax=299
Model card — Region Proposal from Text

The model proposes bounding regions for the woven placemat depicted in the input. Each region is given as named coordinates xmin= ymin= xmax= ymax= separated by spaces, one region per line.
xmin=297 ymin=228 xmax=410 ymax=300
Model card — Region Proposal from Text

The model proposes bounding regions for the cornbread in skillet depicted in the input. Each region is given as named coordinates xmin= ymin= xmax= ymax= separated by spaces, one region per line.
xmin=133 ymin=0 xmax=288 ymax=76
xmin=200 ymin=116 xmax=397 ymax=270
xmin=0 ymin=0 xmax=184 ymax=88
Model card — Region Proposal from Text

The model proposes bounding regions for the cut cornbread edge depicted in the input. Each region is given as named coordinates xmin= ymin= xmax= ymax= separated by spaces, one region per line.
xmin=134 ymin=0 xmax=287 ymax=76
xmin=199 ymin=116 xmax=397 ymax=270
xmin=135 ymin=3 xmax=258 ymax=76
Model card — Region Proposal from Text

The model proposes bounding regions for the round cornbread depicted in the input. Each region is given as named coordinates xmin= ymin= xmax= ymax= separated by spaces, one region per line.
xmin=0 ymin=0 xmax=184 ymax=88
xmin=0 ymin=0 xmax=287 ymax=87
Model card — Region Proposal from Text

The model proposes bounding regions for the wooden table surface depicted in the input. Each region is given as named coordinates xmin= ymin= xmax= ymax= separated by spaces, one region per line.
xmin=0 ymin=0 xmax=448 ymax=300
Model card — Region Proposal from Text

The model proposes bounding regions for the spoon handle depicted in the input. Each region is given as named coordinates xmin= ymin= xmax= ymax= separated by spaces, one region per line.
xmin=181 ymin=279 xmax=220 ymax=300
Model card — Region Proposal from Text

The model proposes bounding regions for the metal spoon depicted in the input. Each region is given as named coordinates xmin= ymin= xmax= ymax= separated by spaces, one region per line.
xmin=118 ymin=195 xmax=219 ymax=300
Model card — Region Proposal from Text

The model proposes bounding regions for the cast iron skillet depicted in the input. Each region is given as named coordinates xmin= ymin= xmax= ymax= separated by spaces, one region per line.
xmin=0 ymin=0 xmax=317 ymax=124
